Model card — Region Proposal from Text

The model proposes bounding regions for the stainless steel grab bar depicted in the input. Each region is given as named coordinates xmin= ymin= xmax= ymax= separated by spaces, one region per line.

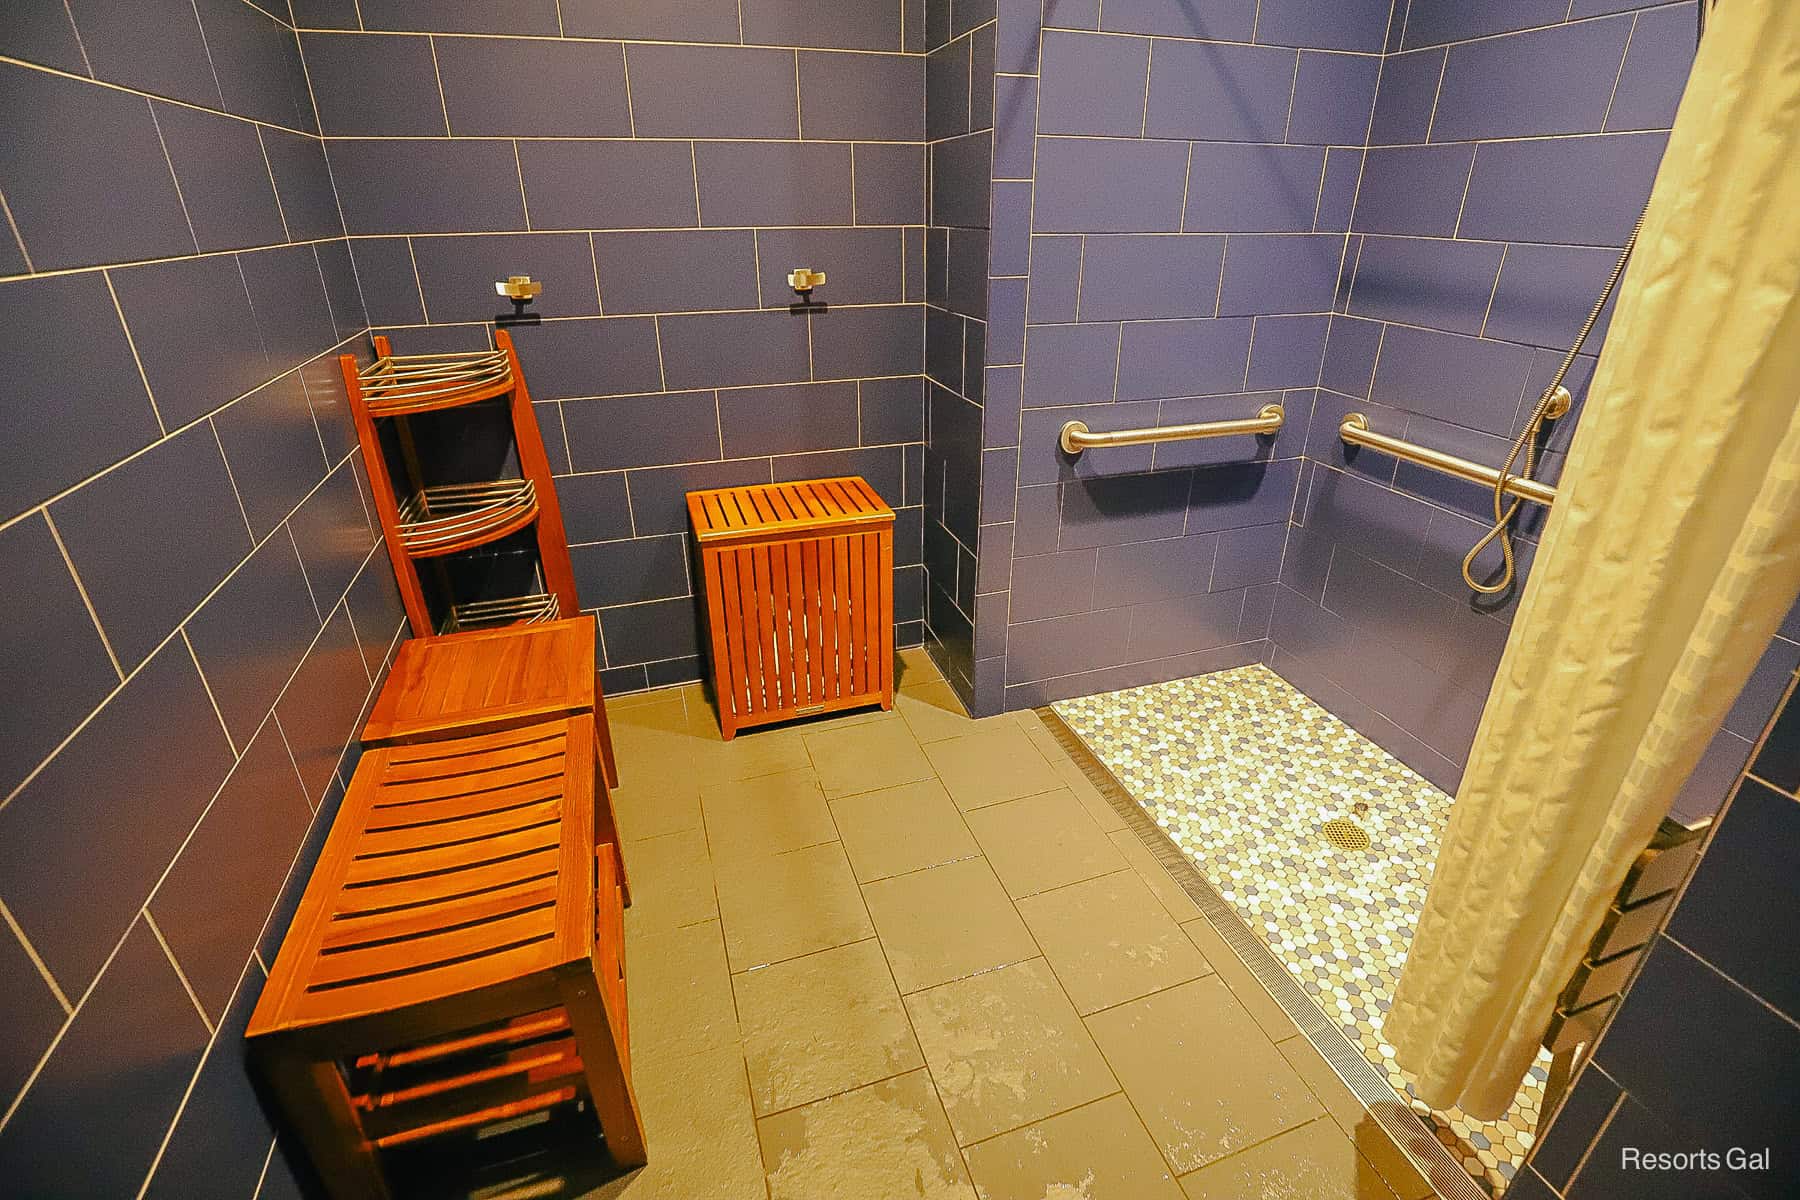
xmin=1338 ymin=413 xmax=1558 ymax=507
xmin=1059 ymin=403 xmax=1284 ymax=455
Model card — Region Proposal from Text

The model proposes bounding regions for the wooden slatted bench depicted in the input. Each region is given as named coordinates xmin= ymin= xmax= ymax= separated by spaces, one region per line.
xmin=247 ymin=715 xmax=642 ymax=1198
xmin=362 ymin=616 xmax=628 ymax=905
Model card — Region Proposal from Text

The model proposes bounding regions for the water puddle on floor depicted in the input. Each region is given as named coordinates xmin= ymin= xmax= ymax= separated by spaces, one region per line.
xmin=1053 ymin=664 xmax=1546 ymax=1195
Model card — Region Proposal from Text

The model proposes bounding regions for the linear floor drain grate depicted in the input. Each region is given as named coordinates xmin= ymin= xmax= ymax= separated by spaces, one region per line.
xmin=1322 ymin=816 xmax=1373 ymax=852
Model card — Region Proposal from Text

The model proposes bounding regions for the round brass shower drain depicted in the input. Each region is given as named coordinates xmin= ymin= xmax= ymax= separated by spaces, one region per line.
xmin=1322 ymin=817 xmax=1372 ymax=852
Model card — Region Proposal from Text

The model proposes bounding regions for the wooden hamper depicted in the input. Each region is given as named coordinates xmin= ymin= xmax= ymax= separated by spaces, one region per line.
xmin=686 ymin=477 xmax=895 ymax=739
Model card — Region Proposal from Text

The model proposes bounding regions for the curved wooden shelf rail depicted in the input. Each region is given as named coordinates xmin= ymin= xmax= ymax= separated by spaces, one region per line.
xmin=395 ymin=479 xmax=539 ymax=558
xmin=358 ymin=349 xmax=516 ymax=416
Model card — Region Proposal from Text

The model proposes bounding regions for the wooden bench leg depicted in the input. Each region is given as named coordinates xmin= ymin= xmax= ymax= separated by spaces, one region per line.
xmin=557 ymin=965 xmax=646 ymax=1168
xmin=592 ymin=673 xmax=620 ymax=790
xmin=593 ymin=732 xmax=631 ymax=908
xmin=256 ymin=1044 xmax=393 ymax=1200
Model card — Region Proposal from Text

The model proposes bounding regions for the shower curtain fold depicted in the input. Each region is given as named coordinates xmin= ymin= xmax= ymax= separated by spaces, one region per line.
xmin=1385 ymin=0 xmax=1800 ymax=1121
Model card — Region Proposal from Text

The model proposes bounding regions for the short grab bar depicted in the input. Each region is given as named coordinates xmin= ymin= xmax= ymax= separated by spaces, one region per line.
xmin=1339 ymin=413 xmax=1557 ymax=507
xmin=1059 ymin=403 xmax=1284 ymax=456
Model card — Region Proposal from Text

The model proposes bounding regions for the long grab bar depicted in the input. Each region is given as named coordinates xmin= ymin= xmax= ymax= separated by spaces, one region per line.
xmin=1339 ymin=413 xmax=1558 ymax=507
xmin=1059 ymin=403 xmax=1284 ymax=455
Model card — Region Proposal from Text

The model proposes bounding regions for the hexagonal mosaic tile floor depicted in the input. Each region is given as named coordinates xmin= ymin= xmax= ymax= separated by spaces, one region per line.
xmin=1054 ymin=664 xmax=1548 ymax=1195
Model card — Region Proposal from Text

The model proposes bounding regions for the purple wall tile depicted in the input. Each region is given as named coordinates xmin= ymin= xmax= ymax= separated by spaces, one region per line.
xmin=1059 ymin=470 xmax=1191 ymax=550
xmin=988 ymin=277 xmax=1027 ymax=363
xmin=990 ymin=183 xmax=1032 ymax=278
xmin=1145 ymin=40 xmax=1298 ymax=142
xmin=1028 ymin=236 xmax=1083 ymax=323
xmin=1371 ymin=323 xmax=1533 ymax=436
xmin=1080 ymin=235 xmax=1226 ymax=322
xmin=1219 ymin=234 xmax=1343 ymax=316
xmin=1125 ymin=588 xmax=1248 ymax=661
xmin=1315 ymin=147 xmax=1364 ymax=233
xmin=155 ymin=105 xmax=286 ymax=252
xmin=1033 ymin=137 xmax=1190 ymax=233
xmin=1099 ymin=0 xmax=1255 ymax=40
xmin=697 ymin=141 xmax=856 ymax=226
xmin=1038 ymin=31 xmax=1151 ymax=137
xmin=625 ymin=458 xmax=772 ymax=536
xmin=1019 ymin=401 xmax=1158 ymax=483
xmin=1352 ymin=144 xmax=1475 ymax=236
xmin=302 ymin=32 xmax=445 ymax=137
xmin=802 ymin=51 xmax=926 ymax=141
xmin=993 ymin=76 xmax=1038 ymax=178
xmin=1400 ymin=0 xmax=1570 ymax=49
xmin=863 ymin=375 xmax=927 ymax=446
xmin=1005 ymin=608 xmax=1134 ymax=684
xmin=1368 ymin=47 xmax=1446 ymax=145
xmin=1010 ymin=548 xmax=1098 ymax=621
xmin=1457 ymin=132 xmax=1667 ymax=244
xmin=331 ymin=138 xmax=527 ymax=234
xmin=561 ymin=0 xmax=741 ymax=41
xmin=1213 ymin=522 xmax=1287 ymax=589
xmin=556 ymin=471 xmax=634 ymax=544
xmin=1247 ymin=314 xmax=1329 ymax=390
xmin=594 ymin=229 xmax=759 ymax=315
xmin=1256 ymin=0 xmax=1390 ymax=51
xmin=110 ymin=255 xmax=270 ymax=429
xmin=947 ymin=228 xmax=990 ymax=317
xmin=507 ymin=316 xmax=665 ymax=398
xmin=196 ymin=0 xmax=314 ymax=129
xmin=1287 ymin=51 xmax=1381 ymax=145
xmin=1348 ymin=235 xmax=1506 ymax=335
xmin=1319 ymin=314 xmax=1383 ymax=398
xmin=1023 ymin=322 xmax=1120 ymax=407
xmin=1431 ymin=16 xmax=1632 ymax=143
xmin=1607 ymin=4 xmax=1699 ymax=131
xmin=414 ymin=232 xmax=602 ymax=321
xmin=1116 ymin=317 xmax=1253 ymax=401
xmin=720 ymin=381 xmax=861 ymax=457
xmin=1093 ymin=533 xmax=1218 ymax=608
xmin=813 ymin=304 xmax=924 ymax=381
xmin=855 ymin=142 xmax=928 ymax=225
xmin=1483 ymin=243 xmax=1621 ymax=349
xmin=926 ymin=36 xmax=972 ymax=140
xmin=1187 ymin=459 xmax=1300 ymax=533
xmin=759 ymin=228 xmax=908 ymax=307
xmin=358 ymin=0 xmax=561 ymax=34
xmin=660 ymin=309 xmax=813 ymax=390
xmin=1151 ymin=392 xmax=1292 ymax=470
xmin=518 ymin=140 xmax=699 ymax=229
xmin=437 ymin=36 xmax=632 ymax=137
xmin=571 ymin=535 xmax=690 ymax=608
xmin=212 ymin=373 xmax=330 ymax=541
xmin=1183 ymin=143 xmax=1329 ymax=234
xmin=740 ymin=0 xmax=902 ymax=51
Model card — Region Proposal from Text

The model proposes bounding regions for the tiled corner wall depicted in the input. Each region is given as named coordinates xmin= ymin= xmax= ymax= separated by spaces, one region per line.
xmin=1270 ymin=0 xmax=1735 ymax=793
xmin=301 ymin=1 xmax=931 ymax=694
xmin=920 ymin=1 xmax=995 ymax=704
xmin=1511 ymin=663 xmax=1800 ymax=1200
xmin=0 ymin=2 xmax=402 ymax=1195
xmin=972 ymin=0 xmax=1392 ymax=713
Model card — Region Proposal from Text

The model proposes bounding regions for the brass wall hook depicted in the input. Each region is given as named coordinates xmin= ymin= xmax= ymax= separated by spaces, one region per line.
xmin=494 ymin=276 xmax=543 ymax=326
xmin=787 ymin=268 xmax=826 ymax=294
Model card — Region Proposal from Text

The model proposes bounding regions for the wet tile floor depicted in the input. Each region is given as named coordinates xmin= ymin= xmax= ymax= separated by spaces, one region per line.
xmin=578 ymin=648 xmax=1440 ymax=1199
xmin=1054 ymin=665 xmax=1550 ymax=1195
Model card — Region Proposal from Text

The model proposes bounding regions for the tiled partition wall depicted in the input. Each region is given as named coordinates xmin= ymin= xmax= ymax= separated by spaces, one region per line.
xmin=302 ymin=1 xmax=930 ymax=694
xmin=921 ymin=1 xmax=995 ymax=704
xmin=0 ymin=3 xmax=402 ymax=1196
xmin=1511 ymin=664 xmax=1800 ymax=1200
xmin=974 ymin=0 xmax=1391 ymax=713
xmin=1270 ymin=0 xmax=1731 ymax=792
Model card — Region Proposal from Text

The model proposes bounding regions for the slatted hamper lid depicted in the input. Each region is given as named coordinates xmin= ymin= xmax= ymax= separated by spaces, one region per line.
xmin=686 ymin=476 xmax=894 ymax=547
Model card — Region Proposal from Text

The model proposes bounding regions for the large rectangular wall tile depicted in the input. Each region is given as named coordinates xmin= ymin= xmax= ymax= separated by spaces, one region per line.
xmin=1033 ymin=138 xmax=1188 ymax=234
xmin=570 ymin=535 xmax=691 ymax=608
xmin=1607 ymin=3 xmax=1699 ymax=131
xmin=1370 ymin=323 xmax=1533 ymax=436
xmin=1116 ymin=318 xmax=1253 ymax=401
xmin=1400 ymin=0 xmax=1569 ymax=49
xmin=1124 ymin=588 xmax=1247 ymax=661
xmin=239 ymin=244 xmax=339 ymax=374
xmin=926 ymin=36 xmax=972 ymax=140
xmin=437 ymin=36 xmax=631 ymax=137
xmin=697 ymin=141 xmax=854 ymax=226
xmin=330 ymin=138 xmax=527 ymax=234
xmin=600 ymin=596 xmax=701 ymax=665
xmin=1247 ymin=314 xmax=1329 ymax=390
xmin=357 ymin=0 xmax=560 ymax=34
xmin=1144 ymin=40 xmax=1297 ymax=142
xmin=286 ymin=458 xmax=374 ymax=611
xmin=262 ymin=130 xmax=343 ymax=241
xmin=506 ymin=316 xmax=665 ymax=399
xmin=0 ymin=642 xmax=235 ymax=995
xmin=659 ymin=310 xmax=813 ymax=390
xmin=564 ymin=391 xmax=723 ymax=472
xmin=1183 ymin=143 xmax=1328 ymax=234
xmin=930 ymin=132 xmax=994 ymax=229
xmin=51 ymin=424 xmax=254 ymax=670
xmin=0 ymin=919 xmax=210 ymax=1197
xmin=812 ymin=304 xmax=924 ymax=381
xmin=757 ymin=228 xmax=905 ymax=306
xmin=0 ymin=273 xmax=163 ymax=520
xmin=195 ymin=0 xmax=314 ymax=129
xmin=720 ymin=381 xmax=861 ymax=457
xmin=1080 ymin=235 xmax=1225 ymax=321
xmin=627 ymin=44 xmax=800 ymax=139
xmin=1092 ymin=533 xmax=1218 ymax=608
xmin=1431 ymin=16 xmax=1632 ymax=142
xmin=855 ymin=142 xmax=927 ymax=225
xmin=1098 ymin=0 xmax=1255 ymax=40
xmin=1023 ymin=323 xmax=1120 ymax=408
xmin=1218 ymin=234 xmax=1342 ymax=316
xmin=1347 ymin=235 xmax=1507 ymax=336
xmin=301 ymin=32 xmax=446 ymax=136
xmin=0 ymin=62 xmax=195 ymax=270
xmin=560 ymin=0 xmax=742 ymax=41
xmin=740 ymin=0 xmax=902 ymax=51
xmin=212 ymin=372 xmax=330 ymax=540
xmin=67 ymin=0 xmax=221 ymax=106
xmin=1352 ymin=144 xmax=1475 ymax=236
xmin=1287 ymin=51 xmax=1381 ymax=146
xmin=154 ymin=104 xmax=287 ymax=252
xmin=274 ymin=601 xmax=370 ymax=801
xmin=1458 ymin=132 xmax=1667 ymax=245
xmin=1037 ymin=31 xmax=1151 ymax=137
xmin=1058 ymin=470 xmax=1191 ymax=550
xmin=1368 ymin=47 xmax=1446 ymax=145
xmin=518 ymin=140 xmax=699 ymax=229
xmin=1187 ymin=459 xmax=1300 ymax=534
xmin=1254 ymin=0 xmax=1390 ymax=52
xmin=412 ymin=232 xmax=602 ymax=321
xmin=593 ymin=230 xmax=760 ymax=314
xmin=1483 ymin=243 xmax=1621 ymax=350
xmin=801 ymin=51 xmax=925 ymax=141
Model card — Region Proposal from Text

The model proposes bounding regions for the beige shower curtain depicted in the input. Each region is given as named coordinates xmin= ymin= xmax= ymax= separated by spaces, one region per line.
xmin=1385 ymin=0 xmax=1800 ymax=1120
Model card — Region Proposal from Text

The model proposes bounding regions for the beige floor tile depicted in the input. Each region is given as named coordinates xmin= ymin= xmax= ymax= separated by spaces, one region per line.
xmin=609 ymin=771 xmax=703 ymax=843
xmin=1110 ymin=830 xmax=1204 ymax=923
xmin=714 ymin=841 xmax=874 ymax=971
xmin=1180 ymin=917 xmax=1299 ymax=1042
xmin=924 ymin=726 xmax=1064 ymax=811
xmin=611 ymin=692 xmax=694 ymax=733
xmin=622 ymin=1042 xmax=767 ymax=1200
xmin=1050 ymin=755 xmax=1128 ymax=832
xmin=962 ymin=1094 xmax=1183 ymax=1200
xmin=1085 ymin=976 xmax=1321 ymax=1173
xmin=804 ymin=719 xmax=935 ymax=798
xmin=758 ymin=1068 xmax=974 ymax=1200
xmin=733 ymin=938 xmax=924 ymax=1116
xmin=897 ymin=680 xmax=1009 ymax=744
xmin=701 ymin=767 xmax=837 ymax=862
xmin=964 ymin=789 xmax=1128 ymax=899
xmin=624 ymin=920 xmax=738 ymax=1062
xmin=1177 ymin=1116 xmax=1398 ymax=1199
xmin=897 ymin=645 xmax=945 ymax=686
xmin=904 ymin=958 xmax=1118 ymax=1146
xmin=1347 ymin=1108 xmax=1442 ymax=1200
xmin=1016 ymin=870 xmax=1213 ymax=1015
xmin=606 ymin=684 xmax=687 ymax=711
xmin=701 ymin=723 xmax=815 ymax=781
xmin=861 ymin=857 xmax=1039 ymax=993
xmin=830 ymin=779 xmax=981 ymax=882
xmin=620 ymin=828 xmax=717 ymax=935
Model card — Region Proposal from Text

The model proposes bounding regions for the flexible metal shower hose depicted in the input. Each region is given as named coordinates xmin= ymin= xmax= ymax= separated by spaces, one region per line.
xmin=1458 ymin=209 xmax=1648 ymax=594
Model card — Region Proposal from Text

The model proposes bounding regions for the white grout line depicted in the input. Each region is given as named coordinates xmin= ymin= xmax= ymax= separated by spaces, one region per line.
xmin=512 ymin=139 xmax=533 ymax=229
xmin=102 ymin=270 xmax=167 ymax=436
xmin=620 ymin=44 xmax=639 ymax=137
xmin=1478 ymin=243 xmax=1509 ymax=337
xmin=43 ymin=511 xmax=125 ymax=681
xmin=254 ymin=127 xmax=294 ymax=242
xmin=182 ymin=628 xmax=240 ymax=758
xmin=427 ymin=35 xmax=453 ymax=136
xmin=209 ymin=418 xmax=260 ymax=541
xmin=0 ymin=899 xmax=71 ymax=1015
xmin=1423 ymin=45 xmax=1450 ymax=143
xmin=1600 ymin=13 xmax=1639 ymax=133
xmin=144 ymin=99 xmax=202 ymax=256
xmin=144 ymin=910 xmax=214 ymax=1035
xmin=0 ymin=53 xmax=322 ymax=140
